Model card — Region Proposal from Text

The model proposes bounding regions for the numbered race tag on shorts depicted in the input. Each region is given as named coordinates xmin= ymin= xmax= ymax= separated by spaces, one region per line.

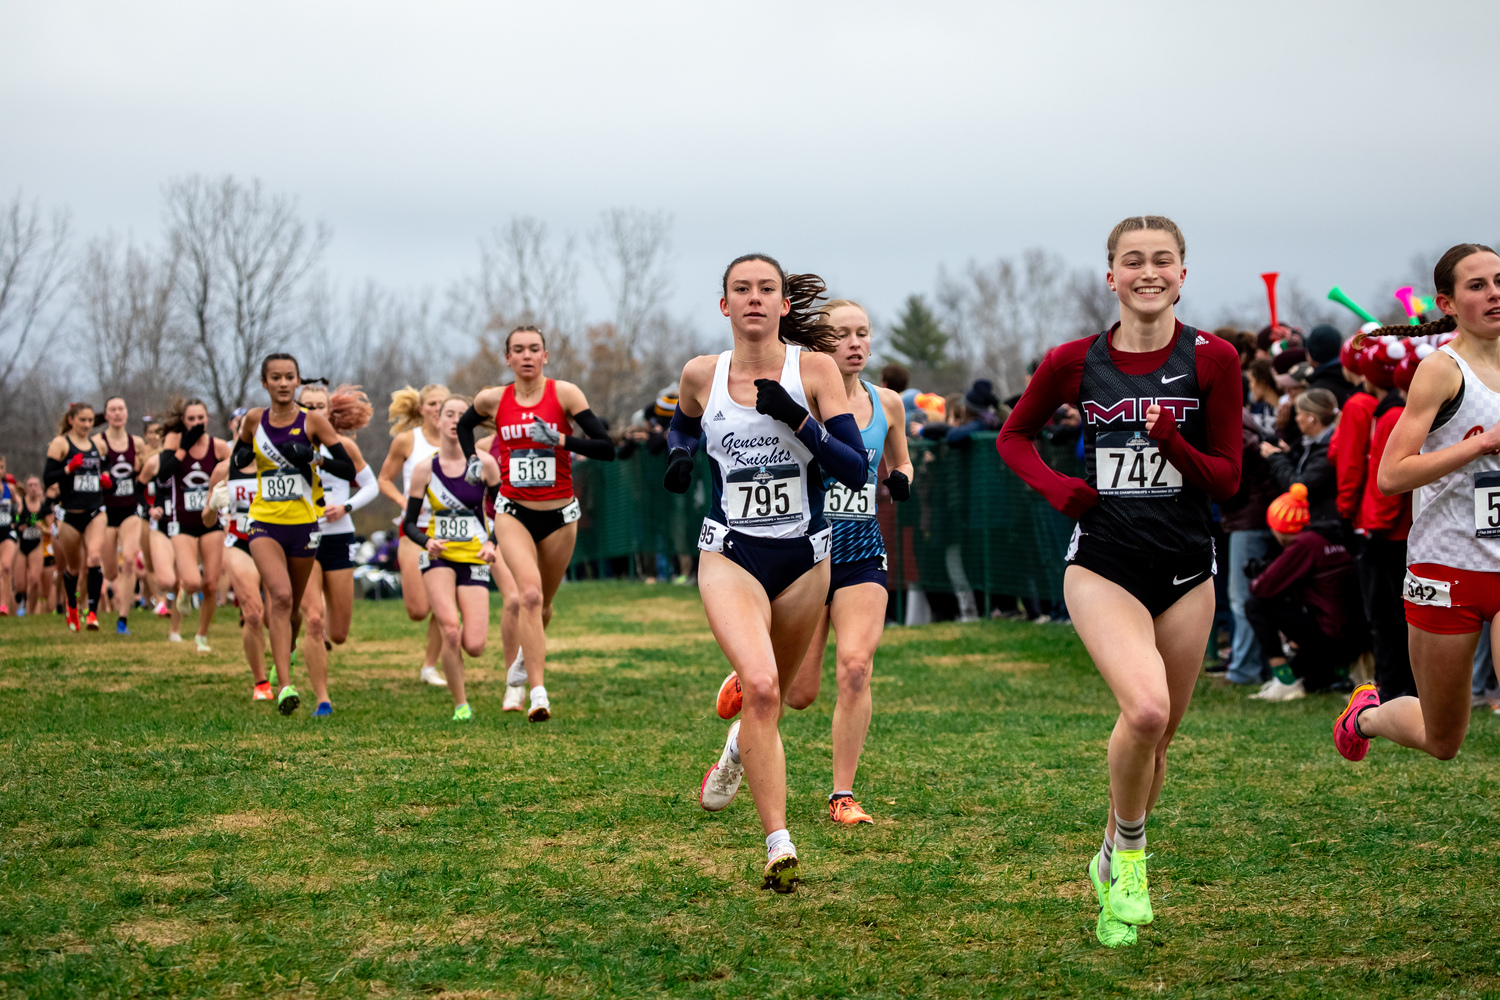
xmin=810 ymin=527 xmax=831 ymax=563
xmin=23 ymin=526 xmax=40 ymax=541
xmin=1403 ymin=570 xmax=1453 ymax=607
xmin=825 ymin=480 xmax=877 ymax=521
xmin=1474 ymin=471 xmax=1500 ymax=538
xmin=115 ymin=479 xmax=134 ymax=498
xmin=417 ymin=550 xmax=430 ymax=570
xmin=0 ymin=511 xmax=9 ymax=528
xmin=308 ymin=532 xmax=322 ymax=549
xmin=432 ymin=513 xmax=477 ymax=542
xmin=561 ymin=499 xmax=581 ymax=525
xmin=509 ymin=449 xmax=556 ymax=488
xmin=1095 ymin=431 xmax=1182 ymax=497
xmin=73 ymin=473 xmax=99 ymax=494
xmin=697 ymin=518 xmax=727 ymax=553
xmin=725 ymin=464 xmax=803 ymax=528
xmin=471 ymin=563 xmax=491 ymax=583
xmin=184 ymin=489 xmax=208 ymax=512
xmin=167 ymin=521 xmax=181 ymax=538
xmin=347 ymin=541 xmax=358 ymax=562
xmin=234 ymin=514 xmax=249 ymax=536
xmin=260 ymin=471 xmax=309 ymax=502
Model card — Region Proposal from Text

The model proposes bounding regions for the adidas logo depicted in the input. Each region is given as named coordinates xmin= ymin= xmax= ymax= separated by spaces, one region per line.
xmin=1195 ymin=335 xmax=1209 ymax=345
xmin=711 ymin=411 xmax=726 ymax=421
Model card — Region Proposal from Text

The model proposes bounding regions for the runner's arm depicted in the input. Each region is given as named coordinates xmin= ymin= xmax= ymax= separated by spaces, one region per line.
xmin=376 ymin=433 xmax=412 ymax=508
xmin=554 ymin=382 xmax=614 ymax=461
xmin=1378 ymin=352 xmax=1483 ymax=495
xmin=997 ymin=347 xmax=1098 ymax=519
xmin=1145 ymin=338 xmax=1243 ymax=500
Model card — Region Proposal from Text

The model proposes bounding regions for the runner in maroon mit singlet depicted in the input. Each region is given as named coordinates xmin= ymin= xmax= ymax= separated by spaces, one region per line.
xmin=999 ymin=216 xmax=1242 ymax=947
xmin=93 ymin=396 xmax=147 ymax=633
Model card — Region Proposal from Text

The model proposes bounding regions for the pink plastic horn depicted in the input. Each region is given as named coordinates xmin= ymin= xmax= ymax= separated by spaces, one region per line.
xmin=1394 ymin=286 xmax=1422 ymax=326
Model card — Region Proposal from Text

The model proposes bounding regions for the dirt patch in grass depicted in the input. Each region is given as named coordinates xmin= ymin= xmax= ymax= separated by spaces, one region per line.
xmin=925 ymin=654 xmax=1046 ymax=673
xmin=112 ymin=917 xmax=196 ymax=947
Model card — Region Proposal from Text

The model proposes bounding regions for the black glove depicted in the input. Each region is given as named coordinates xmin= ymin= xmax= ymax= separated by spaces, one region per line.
xmin=1242 ymin=557 xmax=1270 ymax=580
xmin=753 ymin=379 xmax=809 ymax=431
xmin=883 ymin=469 xmax=911 ymax=502
xmin=282 ymin=440 xmax=315 ymax=467
xmin=231 ymin=440 xmax=255 ymax=469
xmin=180 ymin=424 xmax=205 ymax=451
xmin=664 ymin=448 xmax=694 ymax=494
xmin=463 ymin=454 xmax=484 ymax=485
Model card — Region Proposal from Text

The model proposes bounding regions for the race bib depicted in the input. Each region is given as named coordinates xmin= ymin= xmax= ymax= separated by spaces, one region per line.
xmin=166 ymin=521 xmax=181 ymax=538
xmin=234 ymin=514 xmax=249 ymax=537
xmin=1474 ymin=471 xmax=1500 ymax=538
xmin=725 ymin=464 xmax=804 ymax=528
xmin=431 ymin=513 xmax=480 ymax=543
xmin=825 ymin=481 xmax=877 ymax=521
xmin=72 ymin=473 xmax=100 ymax=494
xmin=1095 ymin=431 xmax=1182 ymax=497
xmin=509 ymin=449 xmax=556 ymax=488
xmin=184 ymin=489 xmax=208 ymax=512
xmin=260 ymin=472 xmax=309 ymax=502
xmin=810 ymin=526 xmax=831 ymax=563
xmin=1403 ymin=570 xmax=1453 ymax=607
xmin=417 ymin=550 xmax=430 ymax=570
xmin=698 ymin=518 xmax=728 ymax=553
xmin=22 ymin=525 xmax=40 ymax=541
xmin=471 ymin=563 xmax=491 ymax=583
xmin=0 ymin=510 xmax=9 ymax=528
xmin=560 ymin=499 xmax=581 ymax=525
xmin=114 ymin=478 xmax=134 ymax=498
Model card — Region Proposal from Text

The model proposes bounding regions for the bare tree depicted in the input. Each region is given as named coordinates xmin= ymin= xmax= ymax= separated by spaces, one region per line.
xmin=165 ymin=175 xmax=329 ymax=429
xmin=77 ymin=235 xmax=183 ymax=418
xmin=0 ymin=194 xmax=72 ymax=428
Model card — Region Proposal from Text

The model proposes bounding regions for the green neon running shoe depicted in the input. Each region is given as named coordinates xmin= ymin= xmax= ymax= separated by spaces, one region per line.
xmin=1109 ymin=849 xmax=1153 ymax=926
xmin=277 ymin=685 xmax=300 ymax=716
xmin=1088 ymin=853 xmax=1137 ymax=948
xmin=452 ymin=703 xmax=473 ymax=722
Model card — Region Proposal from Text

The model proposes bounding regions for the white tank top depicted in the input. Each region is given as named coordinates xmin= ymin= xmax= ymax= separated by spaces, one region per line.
xmin=1407 ymin=345 xmax=1500 ymax=572
xmin=318 ymin=444 xmax=355 ymax=535
xmin=400 ymin=427 xmax=440 ymax=528
xmin=702 ymin=346 xmax=821 ymax=541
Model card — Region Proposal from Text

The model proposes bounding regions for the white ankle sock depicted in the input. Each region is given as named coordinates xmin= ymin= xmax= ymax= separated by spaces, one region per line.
xmin=727 ymin=728 xmax=740 ymax=764
xmin=1113 ymin=813 xmax=1146 ymax=853
xmin=766 ymin=829 xmax=792 ymax=857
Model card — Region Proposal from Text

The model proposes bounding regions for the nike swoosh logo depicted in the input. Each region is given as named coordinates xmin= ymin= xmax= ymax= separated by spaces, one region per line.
xmin=1173 ymin=572 xmax=1203 ymax=586
xmin=1161 ymin=373 xmax=1189 ymax=384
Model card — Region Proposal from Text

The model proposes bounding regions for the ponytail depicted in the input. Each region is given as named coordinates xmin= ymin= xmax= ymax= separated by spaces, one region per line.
xmin=721 ymin=253 xmax=837 ymax=353
xmin=1354 ymin=313 xmax=1457 ymax=349
xmin=57 ymin=402 xmax=94 ymax=437
xmin=326 ymin=384 xmax=374 ymax=434
xmin=387 ymin=383 xmax=449 ymax=436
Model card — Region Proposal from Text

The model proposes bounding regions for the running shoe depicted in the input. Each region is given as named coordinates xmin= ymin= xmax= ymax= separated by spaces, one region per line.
xmin=84 ymin=611 xmax=99 ymax=631
xmin=829 ymin=795 xmax=874 ymax=825
xmin=252 ymin=682 xmax=273 ymax=701
xmin=175 ymin=588 xmax=191 ymax=614
xmin=1088 ymin=854 xmax=1138 ymax=948
xmin=154 ymin=600 xmax=170 ymax=617
xmin=167 ymin=631 xmax=182 ymax=643
xmin=762 ymin=843 xmax=800 ymax=894
xmin=115 ymin=617 xmax=130 ymax=635
xmin=1109 ymin=850 xmax=1153 ymax=926
xmin=716 ymin=671 xmax=742 ymax=720
xmin=528 ymin=688 xmax=551 ymax=723
xmin=506 ymin=651 xmax=527 ymax=687
xmin=14 ymin=605 xmax=23 ymax=618
xmin=1335 ymin=683 xmax=1380 ymax=762
xmin=452 ymin=703 xmax=473 ymax=722
xmin=502 ymin=683 xmax=526 ymax=712
xmin=419 ymin=665 xmax=448 ymax=687
xmin=313 ymin=702 xmax=332 ymax=718
xmin=0 ymin=605 xmax=8 ymax=616
xmin=1250 ymin=677 xmax=1305 ymax=702
xmin=700 ymin=720 xmax=743 ymax=811
xmin=277 ymin=685 xmax=300 ymax=716
xmin=194 ymin=634 xmax=212 ymax=654
xmin=66 ymin=607 xmax=79 ymax=632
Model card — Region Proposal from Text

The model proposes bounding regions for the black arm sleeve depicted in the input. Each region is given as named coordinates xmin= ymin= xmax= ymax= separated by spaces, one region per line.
xmin=231 ymin=439 xmax=255 ymax=469
xmin=401 ymin=496 xmax=428 ymax=547
xmin=457 ymin=405 xmax=484 ymax=460
xmin=43 ymin=457 xmax=66 ymax=487
xmin=563 ymin=408 xmax=615 ymax=461
xmin=156 ymin=451 xmax=181 ymax=480
xmin=319 ymin=441 xmax=356 ymax=482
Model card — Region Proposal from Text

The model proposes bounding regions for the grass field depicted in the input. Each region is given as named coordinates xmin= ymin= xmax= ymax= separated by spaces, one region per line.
xmin=3 ymin=582 xmax=1500 ymax=999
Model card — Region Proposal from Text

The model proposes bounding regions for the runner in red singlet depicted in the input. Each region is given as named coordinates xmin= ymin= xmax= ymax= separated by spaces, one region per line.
xmin=456 ymin=326 xmax=615 ymax=722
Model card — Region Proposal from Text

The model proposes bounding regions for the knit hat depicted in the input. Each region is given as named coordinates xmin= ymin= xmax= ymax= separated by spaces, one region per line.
xmin=653 ymin=383 xmax=680 ymax=420
xmin=1266 ymin=483 xmax=1310 ymax=534
xmin=1306 ymin=324 xmax=1343 ymax=363
xmin=965 ymin=379 xmax=999 ymax=411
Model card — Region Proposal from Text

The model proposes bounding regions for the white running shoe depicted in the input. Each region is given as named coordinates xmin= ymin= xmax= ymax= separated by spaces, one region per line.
xmin=167 ymin=631 xmax=183 ymax=643
xmin=528 ymin=686 xmax=550 ymax=722
xmin=1250 ymin=678 xmax=1278 ymax=698
xmin=762 ymin=841 xmax=800 ymax=893
xmin=506 ymin=650 xmax=527 ymax=687
xmin=174 ymin=588 xmax=191 ymax=614
xmin=700 ymin=720 xmax=743 ymax=812
xmin=502 ymin=683 xmax=526 ymax=712
xmin=1250 ymin=677 xmax=1306 ymax=702
xmin=419 ymin=665 xmax=448 ymax=687
xmin=194 ymin=634 xmax=211 ymax=654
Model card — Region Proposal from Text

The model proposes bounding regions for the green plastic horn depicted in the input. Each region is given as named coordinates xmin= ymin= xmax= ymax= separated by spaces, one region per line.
xmin=1327 ymin=286 xmax=1380 ymax=325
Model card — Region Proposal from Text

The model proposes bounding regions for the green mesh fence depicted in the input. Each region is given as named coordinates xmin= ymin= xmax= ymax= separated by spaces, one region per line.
xmin=567 ymin=432 xmax=1083 ymax=603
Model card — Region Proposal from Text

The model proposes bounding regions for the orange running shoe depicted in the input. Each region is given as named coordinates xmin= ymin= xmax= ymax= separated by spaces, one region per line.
xmin=716 ymin=671 xmax=742 ymax=720
xmin=85 ymin=611 xmax=100 ymax=631
xmin=252 ymin=682 xmax=273 ymax=702
xmin=66 ymin=607 xmax=80 ymax=632
xmin=829 ymin=795 xmax=874 ymax=825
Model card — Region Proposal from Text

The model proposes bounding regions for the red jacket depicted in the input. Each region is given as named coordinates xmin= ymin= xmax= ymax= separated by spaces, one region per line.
xmin=1355 ymin=393 xmax=1411 ymax=540
xmin=1330 ymin=389 xmax=1377 ymax=522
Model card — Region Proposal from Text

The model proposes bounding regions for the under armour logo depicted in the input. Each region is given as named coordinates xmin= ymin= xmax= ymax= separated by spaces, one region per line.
xmin=712 ymin=411 xmax=726 ymax=421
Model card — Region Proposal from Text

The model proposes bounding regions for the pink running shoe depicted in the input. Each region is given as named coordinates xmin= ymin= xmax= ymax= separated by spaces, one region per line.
xmin=1334 ymin=683 xmax=1380 ymax=761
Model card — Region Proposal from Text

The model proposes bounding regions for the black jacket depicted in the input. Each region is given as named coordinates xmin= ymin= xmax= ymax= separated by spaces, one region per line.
xmin=1266 ymin=424 xmax=1337 ymax=523
xmin=1307 ymin=359 xmax=1354 ymax=407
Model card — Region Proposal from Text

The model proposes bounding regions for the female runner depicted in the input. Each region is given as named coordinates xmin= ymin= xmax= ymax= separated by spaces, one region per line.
xmin=43 ymin=402 xmax=110 ymax=632
xmin=141 ymin=398 xmax=230 ymax=653
xmin=404 ymin=394 xmax=502 ymax=720
xmin=203 ymin=414 xmax=272 ymax=700
xmin=234 ymin=353 xmax=352 ymax=716
xmin=1336 ymin=244 xmax=1500 ymax=763
xmin=456 ymin=326 xmax=616 ymax=722
xmin=295 ymin=382 xmax=379 ymax=717
xmin=0 ymin=457 xmax=18 ymax=615
xmin=139 ymin=426 xmax=180 ymax=628
xmin=472 ymin=421 xmax=526 ymax=713
xmin=769 ymin=299 xmax=914 ymax=825
xmin=377 ymin=385 xmax=448 ymax=687
xmin=15 ymin=476 xmax=54 ymax=616
xmin=998 ymin=217 xmax=1242 ymax=946
xmin=93 ymin=397 xmax=146 ymax=633
xmin=672 ymin=255 xmax=869 ymax=892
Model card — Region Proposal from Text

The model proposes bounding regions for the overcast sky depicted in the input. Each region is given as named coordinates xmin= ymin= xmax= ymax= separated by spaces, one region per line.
xmin=4 ymin=1 xmax=1496 ymax=341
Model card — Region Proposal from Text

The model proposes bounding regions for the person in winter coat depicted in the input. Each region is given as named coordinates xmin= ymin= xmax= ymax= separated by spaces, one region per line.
xmin=1304 ymin=324 xmax=1356 ymax=406
xmin=1218 ymin=386 xmax=1282 ymax=685
xmin=1260 ymin=388 xmax=1339 ymax=524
